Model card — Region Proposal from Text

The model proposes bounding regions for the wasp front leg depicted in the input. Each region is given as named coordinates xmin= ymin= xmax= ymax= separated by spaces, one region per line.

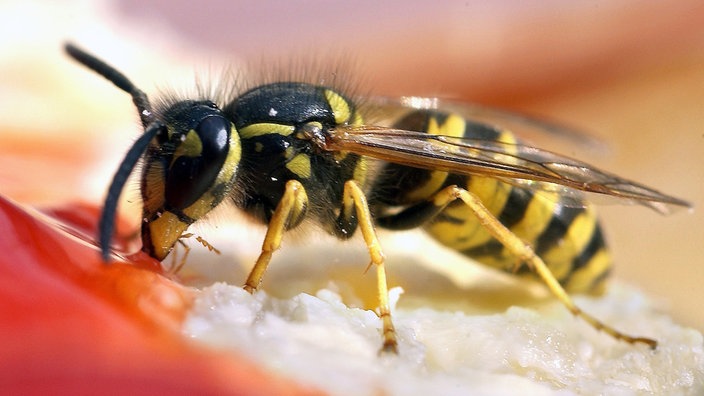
xmin=243 ymin=180 xmax=308 ymax=293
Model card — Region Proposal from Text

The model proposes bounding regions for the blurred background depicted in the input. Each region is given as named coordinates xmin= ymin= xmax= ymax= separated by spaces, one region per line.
xmin=1 ymin=0 xmax=703 ymax=331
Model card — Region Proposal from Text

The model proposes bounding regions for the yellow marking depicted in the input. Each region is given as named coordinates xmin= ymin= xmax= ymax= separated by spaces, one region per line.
xmin=432 ymin=185 xmax=656 ymax=348
xmin=333 ymin=151 xmax=348 ymax=162
xmin=324 ymin=89 xmax=351 ymax=124
xmin=173 ymin=130 xmax=202 ymax=159
xmin=541 ymin=207 xmax=598 ymax=280
xmin=144 ymin=125 xmax=240 ymax=261
xmin=509 ymin=191 xmax=559 ymax=245
xmin=427 ymin=207 xmax=493 ymax=252
xmin=406 ymin=170 xmax=446 ymax=202
xmin=147 ymin=211 xmax=190 ymax=260
xmin=352 ymin=156 xmax=368 ymax=186
xmin=351 ymin=111 xmax=363 ymax=126
xmin=497 ymin=130 xmax=517 ymax=146
xmin=426 ymin=177 xmax=512 ymax=255
xmin=285 ymin=154 xmax=312 ymax=179
xmin=254 ymin=142 xmax=263 ymax=152
xmin=308 ymin=121 xmax=324 ymax=131
xmin=216 ymin=125 xmax=241 ymax=185
xmin=424 ymin=125 xmax=526 ymax=267
xmin=404 ymin=114 xmax=466 ymax=202
xmin=183 ymin=125 xmax=241 ymax=221
xmin=467 ymin=176 xmax=512 ymax=215
xmin=438 ymin=114 xmax=467 ymax=138
xmin=240 ymin=123 xmax=294 ymax=138
xmin=182 ymin=192 xmax=215 ymax=220
xmin=565 ymin=249 xmax=611 ymax=295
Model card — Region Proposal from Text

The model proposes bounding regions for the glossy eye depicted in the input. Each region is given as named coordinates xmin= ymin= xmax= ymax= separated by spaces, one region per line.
xmin=165 ymin=113 xmax=231 ymax=210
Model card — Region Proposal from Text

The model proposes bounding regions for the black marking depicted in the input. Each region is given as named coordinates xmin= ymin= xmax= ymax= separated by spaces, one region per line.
xmin=464 ymin=119 xmax=503 ymax=141
xmin=162 ymin=102 xmax=232 ymax=210
xmin=497 ymin=187 xmax=532 ymax=229
xmin=534 ymin=205 xmax=581 ymax=256
xmin=433 ymin=211 xmax=466 ymax=225
xmin=462 ymin=240 xmax=505 ymax=259
xmin=226 ymin=82 xmax=343 ymax=129
xmin=588 ymin=267 xmax=612 ymax=292
xmin=375 ymin=199 xmax=448 ymax=230
xmin=557 ymin=225 xmax=608 ymax=290
xmin=571 ymin=225 xmax=606 ymax=272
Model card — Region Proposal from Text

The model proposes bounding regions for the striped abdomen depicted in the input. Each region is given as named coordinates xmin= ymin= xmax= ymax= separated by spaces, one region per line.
xmin=371 ymin=110 xmax=611 ymax=294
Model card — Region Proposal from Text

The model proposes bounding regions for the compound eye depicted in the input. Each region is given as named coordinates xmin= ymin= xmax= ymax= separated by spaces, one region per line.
xmin=165 ymin=114 xmax=231 ymax=210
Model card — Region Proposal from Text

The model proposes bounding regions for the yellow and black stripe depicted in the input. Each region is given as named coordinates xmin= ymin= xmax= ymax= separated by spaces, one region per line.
xmin=371 ymin=110 xmax=610 ymax=294
xmin=67 ymin=42 xmax=686 ymax=351
xmin=223 ymin=82 xmax=368 ymax=237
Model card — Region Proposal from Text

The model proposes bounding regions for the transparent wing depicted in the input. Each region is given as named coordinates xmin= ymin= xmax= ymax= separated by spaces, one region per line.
xmin=326 ymin=126 xmax=690 ymax=214
xmin=360 ymin=96 xmax=608 ymax=154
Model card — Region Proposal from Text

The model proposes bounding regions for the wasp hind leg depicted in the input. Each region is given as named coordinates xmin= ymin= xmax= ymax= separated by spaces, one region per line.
xmin=381 ymin=185 xmax=657 ymax=349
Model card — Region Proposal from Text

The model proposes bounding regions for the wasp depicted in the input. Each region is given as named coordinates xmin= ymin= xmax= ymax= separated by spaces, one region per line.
xmin=65 ymin=43 xmax=690 ymax=354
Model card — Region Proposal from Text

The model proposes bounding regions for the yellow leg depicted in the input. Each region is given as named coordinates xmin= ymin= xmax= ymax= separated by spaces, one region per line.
xmin=434 ymin=185 xmax=657 ymax=349
xmin=343 ymin=180 xmax=398 ymax=354
xmin=244 ymin=180 xmax=307 ymax=293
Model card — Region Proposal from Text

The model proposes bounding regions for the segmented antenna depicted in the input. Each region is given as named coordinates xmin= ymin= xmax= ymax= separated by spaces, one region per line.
xmin=64 ymin=43 xmax=164 ymax=260
xmin=64 ymin=43 xmax=153 ymax=127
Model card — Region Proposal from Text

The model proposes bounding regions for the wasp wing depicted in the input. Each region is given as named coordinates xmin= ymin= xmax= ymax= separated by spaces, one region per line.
xmin=361 ymin=96 xmax=608 ymax=154
xmin=327 ymin=126 xmax=690 ymax=214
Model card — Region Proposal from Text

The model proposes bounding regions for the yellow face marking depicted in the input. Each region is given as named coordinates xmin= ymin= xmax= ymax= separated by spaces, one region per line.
xmin=173 ymin=130 xmax=202 ymax=159
xmin=240 ymin=123 xmax=294 ymax=138
xmin=180 ymin=128 xmax=241 ymax=221
xmin=182 ymin=192 xmax=215 ymax=220
xmin=147 ymin=211 xmax=191 ymax=260
xmin=324 ymin=89 xmax=351 ymax=125
xmin=285 ymin=154 xmax=312 ymax=179
xmin=217 ymin=126 xmax=241 ymax=185
xmin=146 ymin=125 xmax=241 ymax=261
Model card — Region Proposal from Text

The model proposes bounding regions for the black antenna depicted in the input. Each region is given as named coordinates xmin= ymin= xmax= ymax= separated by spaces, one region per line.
xmin=96 ymin=124 xmax=161 ymax=260
xmin=64 ymin=43 xmax=165 ymax=260
xmin=64 ymin=43 xmax=153 ymax=127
